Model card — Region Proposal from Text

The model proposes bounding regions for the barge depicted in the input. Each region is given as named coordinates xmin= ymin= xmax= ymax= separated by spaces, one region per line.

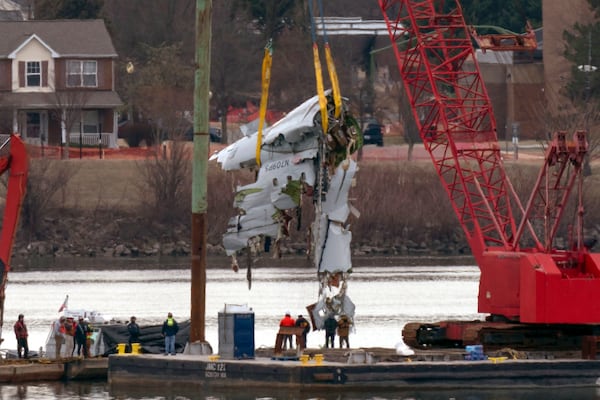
xmin=107 ymin=347 xmax=600 ymax=390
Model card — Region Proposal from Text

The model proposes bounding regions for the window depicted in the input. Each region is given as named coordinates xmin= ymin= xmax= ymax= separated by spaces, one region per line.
xmin=26 ymin=61 xmax=41 ymax=87
xmin=83 ymin=111 xmax=99 ymax=133
xmin=71 ymin=111 xmax=99 ymax=134
xmin=67 ymin=60 xmax=97 ymax=87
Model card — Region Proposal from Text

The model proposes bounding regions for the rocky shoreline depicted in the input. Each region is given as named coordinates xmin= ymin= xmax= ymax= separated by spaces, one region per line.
xmin=12 ymin=215 xmax=471 ymax=261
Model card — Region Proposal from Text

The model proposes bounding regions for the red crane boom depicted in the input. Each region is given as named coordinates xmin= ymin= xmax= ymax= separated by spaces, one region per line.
xmin=378 ymin=0 xmax=600 ymax=348
xmin=0 ymin=134 xmax=28 ymax=345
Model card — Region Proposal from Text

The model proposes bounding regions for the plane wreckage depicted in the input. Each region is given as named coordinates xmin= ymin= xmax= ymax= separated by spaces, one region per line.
xmin=210 ymin=91 xmax=362 ymax=329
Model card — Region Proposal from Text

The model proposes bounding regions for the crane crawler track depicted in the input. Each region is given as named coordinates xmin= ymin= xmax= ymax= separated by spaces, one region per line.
xmin=403 ymin=321 xmax=600 ymax=351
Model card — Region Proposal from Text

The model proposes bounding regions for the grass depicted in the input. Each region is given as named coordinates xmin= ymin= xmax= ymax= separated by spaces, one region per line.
xmin=10 ymin=146 xmax=600 ymax=254
xmin=60 ymin=159 xmax=141 ymax=210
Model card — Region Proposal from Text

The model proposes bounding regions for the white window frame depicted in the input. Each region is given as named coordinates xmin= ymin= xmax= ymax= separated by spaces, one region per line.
xmin=67 ymin=60 xmax=98 ymax=88
xmin=26 ymin=61 xmax=41 ymax=87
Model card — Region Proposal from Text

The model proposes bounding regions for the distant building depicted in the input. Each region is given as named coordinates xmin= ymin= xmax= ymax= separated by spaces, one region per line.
xmin=0 ymin=19 xmax=122 ymax=148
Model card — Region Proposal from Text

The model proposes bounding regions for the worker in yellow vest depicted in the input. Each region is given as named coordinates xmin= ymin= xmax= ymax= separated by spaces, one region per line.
xmin=161 ymin=312 xmax=179 ymax=356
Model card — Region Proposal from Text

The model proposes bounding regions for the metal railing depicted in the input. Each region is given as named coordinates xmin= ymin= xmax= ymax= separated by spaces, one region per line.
xmin=69 ymin=132 xmax=113 ymax=147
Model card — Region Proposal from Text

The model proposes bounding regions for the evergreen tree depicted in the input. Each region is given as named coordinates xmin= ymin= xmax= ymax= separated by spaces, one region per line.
xmin=563 ymin=1 xmax=600 ymax=103
xmin=35 ymin=0 xmax=103 ymax=19
xmin=457 ymin=0 xmax=541 ymax=33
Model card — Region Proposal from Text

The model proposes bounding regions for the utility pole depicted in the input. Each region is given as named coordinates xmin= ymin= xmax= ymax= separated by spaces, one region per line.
xmin=188 ymin=0 xmax=211 ymax=354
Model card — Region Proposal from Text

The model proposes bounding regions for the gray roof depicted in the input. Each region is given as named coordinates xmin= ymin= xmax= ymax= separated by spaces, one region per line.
xmin=0 ymin=91 xmax=122 ymax=108
xmin=0 ymin=19 xmax=117 ymax=58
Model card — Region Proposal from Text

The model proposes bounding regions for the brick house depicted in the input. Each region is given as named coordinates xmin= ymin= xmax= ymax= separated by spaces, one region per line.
xmin=0 ymin=19 xmax=122 ymax=148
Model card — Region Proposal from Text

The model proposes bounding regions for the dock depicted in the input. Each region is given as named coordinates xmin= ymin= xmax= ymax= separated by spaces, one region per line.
xmin=0 ymin=358 xmax=108 ymax=383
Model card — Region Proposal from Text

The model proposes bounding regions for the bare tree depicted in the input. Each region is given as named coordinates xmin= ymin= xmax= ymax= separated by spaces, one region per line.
xmin=135 ymin=140 xmax=191 ymax=226
xmin=127 ymin=43 xmax=193 ymax=148
xmin=17 ymin=158 xmax=80 ymax=240
xmin=49 ymin=90 xmax=90 ymax=159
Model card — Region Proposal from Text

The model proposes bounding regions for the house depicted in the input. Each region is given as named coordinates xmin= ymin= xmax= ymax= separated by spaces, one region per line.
xmin=0 ymin=19 xmax=122 ymax=148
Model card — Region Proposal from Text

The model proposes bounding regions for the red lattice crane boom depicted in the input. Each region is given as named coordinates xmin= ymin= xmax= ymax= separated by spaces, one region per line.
xmin=0 ymin=135 xmax=28 ymax=346
xmin=378 ymin=0 xmax=600 ymax=347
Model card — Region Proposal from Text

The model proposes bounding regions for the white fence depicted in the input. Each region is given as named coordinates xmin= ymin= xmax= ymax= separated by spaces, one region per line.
xmin=0 ymin=133 xmax=117 ymax=151
xmin=69 ymin=133 xmax=115 ymax=148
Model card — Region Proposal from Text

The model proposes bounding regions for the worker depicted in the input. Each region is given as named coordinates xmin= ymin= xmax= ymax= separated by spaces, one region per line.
xmin=74 ymin=316 xmax=88 ymax=357
xmin=279 ymin=311 xmax=295 ymax=350
xmin=63 ymin=317 xmax=76 ymax=357
xmin=127 ymin=316 xmax=140 ymax=347
xmin=13 ymin=314 xmax=28 ymax=359
xmin=84 ymin=318 xmax=93 ymax=357
xmin=52 ymin=316 xmax=66 ymax=359
xmin=294 ymin=314 xmax=311 ymax=349
xmin=161 ymin=312 xmax=179 ymax=356
xmin=337 ymin=314 xmax=352 ymax=348
xmin=324 ymin=315 xmax=337 ymax=348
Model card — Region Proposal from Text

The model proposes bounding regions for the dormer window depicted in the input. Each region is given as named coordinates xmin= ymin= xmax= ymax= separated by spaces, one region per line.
xmin=26 ymin=61 xmax=41 ymax=87
xmin=67 ymin=60 xmax=97 ymax=87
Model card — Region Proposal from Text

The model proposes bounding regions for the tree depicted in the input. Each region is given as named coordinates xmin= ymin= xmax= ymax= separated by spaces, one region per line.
xmin=35 ymin=0 xmax=104 ymax=19
xmin=135 ymin=140 xmax=191 ymax=225
xmin=455 ymin=0 xmax=542 ymax=32
xmin=562 ymin=0 xmax=600 ymax=174
xmin=129 ymin=43 xmax=193 ymax=148
xmin=18 ymin=158 xmax=80 ymax=240
xmin=563 ymin=23 xmax=600 ymax=104
xmin=233 ymin=0 xmax=301 ymax=41
xmin=49 ymin=90 xmax=90 ymax=159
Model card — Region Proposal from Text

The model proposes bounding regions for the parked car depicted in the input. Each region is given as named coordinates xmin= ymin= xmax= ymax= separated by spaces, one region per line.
xmin=183 ymin=126 xmax=222 ymax=142
xmin=362 ymin=121 xmax=384 ymax=146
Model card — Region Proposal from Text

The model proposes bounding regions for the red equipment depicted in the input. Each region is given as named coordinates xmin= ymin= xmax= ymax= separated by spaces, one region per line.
xmin=378 ymin=0 xmax=600 ymax=347
xmin=0 ymin=134 xmax=28 ymax=345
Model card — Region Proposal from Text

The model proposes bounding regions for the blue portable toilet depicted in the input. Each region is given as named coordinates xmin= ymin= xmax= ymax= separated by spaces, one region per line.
xmin=218 ymin=304 xmax=255 ymax=359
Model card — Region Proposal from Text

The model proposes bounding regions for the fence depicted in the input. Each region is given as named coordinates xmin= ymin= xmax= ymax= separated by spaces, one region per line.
xmin=69 ymin=133 xmax=114 ymax=148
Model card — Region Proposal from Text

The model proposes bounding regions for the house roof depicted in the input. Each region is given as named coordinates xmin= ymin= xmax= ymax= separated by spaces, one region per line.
xmin=0 ymin=19 xmax=117 ymax=58
xmin=0 ymin=91 xmax=122 ymax=108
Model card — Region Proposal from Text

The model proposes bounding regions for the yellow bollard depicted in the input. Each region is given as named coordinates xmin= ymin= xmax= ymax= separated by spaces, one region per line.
xmin=313 ymin=354 xmax=324 ymax=365
xmin=131 ymin=343 xmax=141 ymax=355
xmin=117 ymin=343 xmax=126 ymax=354
xmin=299 ymin=354 xmax=309 ymax=365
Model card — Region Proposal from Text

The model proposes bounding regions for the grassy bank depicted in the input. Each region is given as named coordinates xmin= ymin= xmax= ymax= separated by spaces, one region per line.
xmin=8 ymin=155 xmax=600 ymax=258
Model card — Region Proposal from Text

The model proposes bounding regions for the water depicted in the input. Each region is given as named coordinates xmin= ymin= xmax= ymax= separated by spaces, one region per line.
xmin=1 ymin=258 xmax=598 ymax=399
xmin=2 ymin=260 xmax=484 ymax=352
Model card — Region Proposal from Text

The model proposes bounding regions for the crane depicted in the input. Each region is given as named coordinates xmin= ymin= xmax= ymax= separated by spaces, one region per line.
xmin=0 ymin=134 xmax=28 ymax=346
xmin=377 ymin=0 xmax=600 ymax=348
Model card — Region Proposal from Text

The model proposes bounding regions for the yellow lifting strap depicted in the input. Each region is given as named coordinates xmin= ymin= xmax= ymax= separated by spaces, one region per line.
xmin=324 ymin=43 xmax=342 ymax=119
xmin=309 ymin=0 xmax=329 ymax=135
xmin=317 ymin=0 xmax=342 ymax=120
xmin=255 ymin=39 xmax=273 ymax=167
xmin=313 ymin=43 xmax=329 ymax=135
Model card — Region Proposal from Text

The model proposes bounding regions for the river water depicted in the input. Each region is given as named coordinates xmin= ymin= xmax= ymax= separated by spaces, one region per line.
xmin=1 ymin=257 xmax=599 ymax=399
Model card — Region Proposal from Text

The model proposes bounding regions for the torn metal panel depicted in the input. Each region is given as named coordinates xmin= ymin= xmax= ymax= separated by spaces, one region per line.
xmin=322 ymin=159 xmax=357 ymax=223
xmin=318 ymin=222 xmax=352 ymax=273
xmin=210 ymin=92 xmax=327 ymax=170
xmin=311 ymin=291 xmax=355 ymax=330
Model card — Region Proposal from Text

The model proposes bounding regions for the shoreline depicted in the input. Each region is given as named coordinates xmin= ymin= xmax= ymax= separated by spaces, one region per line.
xmin=8 ymin=254 xmax=477 ymax=272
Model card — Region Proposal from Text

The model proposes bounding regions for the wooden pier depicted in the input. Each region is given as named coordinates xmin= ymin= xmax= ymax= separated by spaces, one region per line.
xmin=0 ymin=358 xmax=108 ymax=383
